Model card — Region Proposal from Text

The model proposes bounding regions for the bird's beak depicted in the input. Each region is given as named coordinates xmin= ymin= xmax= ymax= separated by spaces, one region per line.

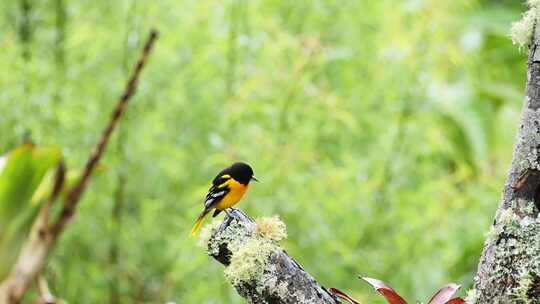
xmin=251 ymin=176 xmax=259 ymax=182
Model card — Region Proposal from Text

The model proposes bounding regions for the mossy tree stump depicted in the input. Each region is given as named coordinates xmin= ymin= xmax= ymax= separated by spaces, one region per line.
xmin=472 ymin=11 xmax=540 ymax=303
xmin=205 ymin=208 xmax=339 ymax=304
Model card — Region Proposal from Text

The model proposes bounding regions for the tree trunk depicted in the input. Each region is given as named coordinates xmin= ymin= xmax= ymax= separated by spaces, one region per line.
xmin=207 ymin=208 xmax=339 ymax=304
xmin=472 ymin=26 xmax=540 ymax=303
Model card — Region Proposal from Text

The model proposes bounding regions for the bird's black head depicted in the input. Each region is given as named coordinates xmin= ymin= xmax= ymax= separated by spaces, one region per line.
xmin=227 ymin=162 xmax=257 ymax=185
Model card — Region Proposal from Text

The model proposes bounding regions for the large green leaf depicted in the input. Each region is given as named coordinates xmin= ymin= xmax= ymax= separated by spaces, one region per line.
xmin=0 ymin=144 xmax=62 ymax=280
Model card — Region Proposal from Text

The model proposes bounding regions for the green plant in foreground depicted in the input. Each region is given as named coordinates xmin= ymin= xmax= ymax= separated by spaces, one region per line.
xmin=0 ymin=144 xmax=62 ymax=280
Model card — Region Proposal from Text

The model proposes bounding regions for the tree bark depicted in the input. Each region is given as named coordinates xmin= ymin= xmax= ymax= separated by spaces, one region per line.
xmin=207 ymin=209 xmax=339 ymax=304
xmin=472 ymin=26 xmax=540 ymax=303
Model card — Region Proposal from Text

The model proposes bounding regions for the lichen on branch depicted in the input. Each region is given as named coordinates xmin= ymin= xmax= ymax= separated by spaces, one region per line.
xmin=203 ymin=209 xmax=338 ymax=304
xmin=225 ymin=237 xmax=279 ymax=286
xmin=204 ymin=214 xmax=287 ymax=287
xmin=511 ymin=0 xmax=540 ymax=48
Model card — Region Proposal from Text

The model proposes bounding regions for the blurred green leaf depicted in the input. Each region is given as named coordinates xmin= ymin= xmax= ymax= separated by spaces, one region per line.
xmin=0 ymin=144 xmax=62 ymax=280
xmin=434 ymin=99 xmax=493 ymax=175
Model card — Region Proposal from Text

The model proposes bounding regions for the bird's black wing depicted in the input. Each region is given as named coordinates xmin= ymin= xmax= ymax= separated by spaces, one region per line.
xmin=204 ymin=174 xmax=231 ymax=210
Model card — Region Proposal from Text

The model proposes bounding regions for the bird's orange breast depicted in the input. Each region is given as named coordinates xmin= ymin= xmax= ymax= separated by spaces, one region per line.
xmin=215 ymin=178 xmax=247 ymax=210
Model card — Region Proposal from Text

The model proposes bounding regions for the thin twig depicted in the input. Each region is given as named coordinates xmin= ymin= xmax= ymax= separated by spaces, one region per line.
xmin=42 ymin=161 xmax=65 ymax=227
xmin=52 ymin=29 xmax=158 ymax=235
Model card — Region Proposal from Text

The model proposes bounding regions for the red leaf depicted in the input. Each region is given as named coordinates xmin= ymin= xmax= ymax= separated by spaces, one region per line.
xmin=427 ymin=283 xmax=461 ymax=304
xmin=328 ymin=287 xmax=361 ymax=304
xmin=445 ymin=297 xmax=466 ymax=304
xmin=360 ymin=277 xmax=408 ymax=304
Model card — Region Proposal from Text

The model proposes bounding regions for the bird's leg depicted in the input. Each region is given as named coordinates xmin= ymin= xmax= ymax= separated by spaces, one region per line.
xmin=218 ymin=209 xmax=236 ymax=230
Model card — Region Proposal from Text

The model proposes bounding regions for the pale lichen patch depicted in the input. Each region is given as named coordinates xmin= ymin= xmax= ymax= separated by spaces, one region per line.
xmin=206 ymin=212 xmax=337 ymax=303
xmin=513 ymin=271 xmax=535 ymax=303
xmin=207 ymin=219 xmax=252 ymax=256
xmin=487 ymin=208 xmax=520 ymax=243
xmin=500 ymin=208 xmax=520 ymax=228
xmin=197 ymin=219 xmax=221 ymax=248
xmin=511 ymin=1 xmax=540 ymax=48
xmin=530 ymin=0 xmax=540 ymax=8
xmin=485 ymin=226 xmax=498 ymax=244
xmin=224 ymin=237 xmax=279 ymax=286
xmin=254 ymin=216 xmax=287 ymax=242
xmin=207 ymin=214 xmax=288 ymax=290
xmin=523 ymin=201 xmax=538 ymax=216
xmin=465 ymin=288 xmax=479 ymax=304
xmin=479 ymin=212 xmax=540 ymax=302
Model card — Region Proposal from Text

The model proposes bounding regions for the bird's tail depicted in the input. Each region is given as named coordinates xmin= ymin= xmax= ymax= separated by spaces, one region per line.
xmin=191 ymin=209 xmax=210 ymax=236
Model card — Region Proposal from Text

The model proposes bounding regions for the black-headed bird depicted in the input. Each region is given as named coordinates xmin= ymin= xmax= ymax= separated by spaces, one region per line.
xmin=191 ymin=162 xmax=258 ymax=235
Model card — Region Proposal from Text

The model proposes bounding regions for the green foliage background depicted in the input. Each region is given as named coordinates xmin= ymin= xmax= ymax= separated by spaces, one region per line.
xmin=0 ymin=0 xmax=529 ymax=302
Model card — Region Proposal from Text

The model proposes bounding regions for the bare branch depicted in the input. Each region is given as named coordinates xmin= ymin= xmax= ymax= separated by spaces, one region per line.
xmin=38 ymin=276 xmax=56 ymax=304
xmin=42 ymin=161 xmax=65 ymax=227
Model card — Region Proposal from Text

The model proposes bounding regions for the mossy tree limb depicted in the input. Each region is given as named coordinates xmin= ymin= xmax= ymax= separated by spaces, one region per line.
xmin=472 ymin=22 xmax=540 ymax=303
xmin=207 ymin=209 xmax=339 ymax=304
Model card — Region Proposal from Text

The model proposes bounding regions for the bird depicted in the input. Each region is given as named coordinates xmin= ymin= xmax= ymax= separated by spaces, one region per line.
xmin=191 ymin=162 xmax=258 ymax=235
